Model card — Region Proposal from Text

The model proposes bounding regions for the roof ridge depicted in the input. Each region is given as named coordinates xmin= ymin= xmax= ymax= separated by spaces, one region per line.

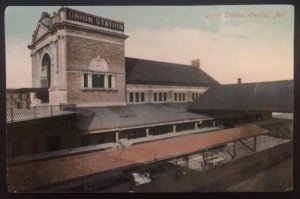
xmin=125 ymin=57 xmax=195 ymax=68
xmin=223 ymin=79 xmax=293 ymax=86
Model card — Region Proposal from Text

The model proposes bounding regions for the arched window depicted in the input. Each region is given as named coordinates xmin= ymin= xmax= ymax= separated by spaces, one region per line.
xmin=41 ymin=53 xmax=51 ymax=88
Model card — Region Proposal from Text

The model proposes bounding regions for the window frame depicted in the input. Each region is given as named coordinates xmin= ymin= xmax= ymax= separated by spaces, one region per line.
xmin=92 ymin=74 xmax=105 ymax=88
xmin=108 ymin=75 xmax=112 ymax=89
xmin=129 ymin=92 xmax=134 ymax=103
xmin=163 ymin=92 xmax=167 ymax=101
xmin=84 ymin=73 xmax=88 ymax=88
xmin=141 ymin=92 xmax=145 ymax=102
xmin=135 ymin=92 xmax=140 ymax=102
xmin=159 ymin=92 xmax=162 ymax=101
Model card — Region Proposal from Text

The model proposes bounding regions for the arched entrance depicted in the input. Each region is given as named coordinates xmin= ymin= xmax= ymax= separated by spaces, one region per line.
xmin=41 ymin=53 xmax=51 ymax=88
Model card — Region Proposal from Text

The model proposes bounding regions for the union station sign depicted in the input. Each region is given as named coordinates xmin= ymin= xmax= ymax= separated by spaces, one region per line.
xmin=66 ymin=8 xmax=124 ymax=32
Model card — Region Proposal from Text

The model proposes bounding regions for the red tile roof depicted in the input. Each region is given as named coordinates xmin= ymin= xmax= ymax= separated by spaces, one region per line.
xmin=8 ymin=125 xmax=268 ymax=192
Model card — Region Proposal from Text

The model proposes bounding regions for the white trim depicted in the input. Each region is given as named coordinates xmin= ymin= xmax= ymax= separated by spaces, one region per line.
xmin=127 ymin=87 xmax=208 ymax=92
xmin=111 ymin=75 xmax=116 ymax=89
xmin=66 ymin=70 xmax=125 ymax=76
xmin=104 ymin=75 xmax=109 ymax=89
xmin=65 ymin=18 xmax=124 ymax=35
xmin=80 ymin=72 xmax=116 ymax=90
xmin=77 ymin=102 xmax=127 ymax=108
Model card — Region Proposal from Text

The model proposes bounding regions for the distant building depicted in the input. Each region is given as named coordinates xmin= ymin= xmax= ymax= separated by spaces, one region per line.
xmin=6 ymin=88 xmax=49 ymax=108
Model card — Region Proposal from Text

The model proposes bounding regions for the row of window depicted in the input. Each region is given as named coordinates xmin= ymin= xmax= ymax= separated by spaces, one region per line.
xmin=153 ymin=92 xmax=167 ymax=102
xmin=129 ymin=92 xmax=145 ymax=103
xmin=174 ymin=92 xmax=186 ymax=101
xmin=192 ymin=92 xmax=202 ymax=100
xmin=83 ymin=73 xmax=114 ymax=89
xmin=128 ymin=91 xmax=204 ymax=103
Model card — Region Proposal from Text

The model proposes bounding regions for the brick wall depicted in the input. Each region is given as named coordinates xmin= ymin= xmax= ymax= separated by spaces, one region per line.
xmin=65 ymin=29 xmax=126 ymax=105
xmin=66 ymin=72 xmax=126 ymax=105
xmin=66 ymin=33 xmax=125 ymax=73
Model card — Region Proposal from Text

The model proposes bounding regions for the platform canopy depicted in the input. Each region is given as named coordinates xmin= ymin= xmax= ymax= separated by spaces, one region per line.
xmin=76 ymin=103 xmax=210 ymax=133
xmin=8 ymin=124 xmax=268 ymax=192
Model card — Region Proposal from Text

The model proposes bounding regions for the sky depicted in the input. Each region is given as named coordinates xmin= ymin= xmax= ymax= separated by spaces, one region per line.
xmin=5 ymin=5 xmax=294 ymax=88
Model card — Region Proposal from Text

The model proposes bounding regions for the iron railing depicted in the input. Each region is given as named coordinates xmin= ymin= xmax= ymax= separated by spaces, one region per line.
xmin=6 ymin=104 xmax=76 ymax=123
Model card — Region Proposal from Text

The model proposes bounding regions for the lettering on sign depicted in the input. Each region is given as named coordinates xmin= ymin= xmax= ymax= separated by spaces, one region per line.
xmin=66 ymin=8 xmax=124 ymax=32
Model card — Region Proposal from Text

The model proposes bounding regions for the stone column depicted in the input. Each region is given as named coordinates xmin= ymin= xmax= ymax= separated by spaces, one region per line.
xmin=88 ymin=74 xmax=92 ymax=88
xmin=195 ymin=122 xmax=198 ymax=129
xmin=59 ymin=35 xmax=67 ymax=90
xmin=112 ymin=75 xmax=116 ymax=89
xmin=30 ymin=53 xmax=37 ymax=87
xmin=115 ymin=132 xmax=119 ymax=143
xmin=50 ymin=41 xmax=57 ymax=90
xmin=173 ymin=125 xmax=177 ymax=133
xmin=146 ymin=128 xmax=150 ymax=137
xmin=104 ymin=75 xmax=109 ymax=89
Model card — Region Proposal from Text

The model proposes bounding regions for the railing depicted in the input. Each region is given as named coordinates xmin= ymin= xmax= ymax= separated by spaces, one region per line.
xmin=6 ymin=104 xmax=77 ymax=123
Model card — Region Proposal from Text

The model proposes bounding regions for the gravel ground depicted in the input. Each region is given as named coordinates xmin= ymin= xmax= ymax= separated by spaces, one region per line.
xmin=226 ymin=157 xmax=293 ymax=192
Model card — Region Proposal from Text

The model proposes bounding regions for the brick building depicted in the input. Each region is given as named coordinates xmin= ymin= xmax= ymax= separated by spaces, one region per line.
xmin=28 ymin=7 xmax=218 ymax=107
xmin=6 ymin=7 xmax=293 ymax=192
xmin=7 ymin=7 xmax=292 ymax=159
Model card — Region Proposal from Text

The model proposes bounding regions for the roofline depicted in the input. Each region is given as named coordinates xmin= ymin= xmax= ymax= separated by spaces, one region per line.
xmin=82 ymin=117 xmax=212 ymax=134
xmin=125 ymin=57 xmax=220 ymax=85
xmin=188 ymin=108 xmax=293 ymax=113
xmin=28 ymin=21 xmax=128 ymax=49
xmin=126 ymin=80 xmax=218 ymax=87
xmin=64 ymin=7 xmax=125 ymax=26
xmin=221 ymin=79 xmax=293 ymax=86
xmin=126 ymin=56 xmax=199 ymax=69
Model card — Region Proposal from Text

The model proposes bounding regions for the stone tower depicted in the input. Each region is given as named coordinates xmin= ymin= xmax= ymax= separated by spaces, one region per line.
xmin=28 ymin=7 xmax=128 ymax=106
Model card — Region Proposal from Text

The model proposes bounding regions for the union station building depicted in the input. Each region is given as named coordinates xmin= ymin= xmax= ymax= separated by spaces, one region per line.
xmin=6 ymin=7 xmax=292 ymax=159
xmin=6 ymin=7 xmax=293 ymax=192
xmin=28 ymin=7 xmax=218 ymax=106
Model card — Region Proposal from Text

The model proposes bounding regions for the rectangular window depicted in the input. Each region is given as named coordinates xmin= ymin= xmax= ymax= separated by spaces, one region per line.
xmin=108 ymin=75 xmax=112 ymax=88
xmin=154 ymin=93 xmax=157 ymax=101
xmin=92 ymin=74 xmax=104 ymax=88
xmin=174 ymin=93 xmax=177 ymax=101
xmin=135 ymin=92 xmax=140 ymax=102
xmin=84 ymin=73 xmax=88 ymax=88
xmin=179 ymin=93 xmax=182 ymax=101
xmin=183 ymin=93 xmax=185 ymax=101
xmin=163 ymin=93 xmax=167 ymax=101
xmin=141 ymin=92 xmax=145 ymax=102
xmin=129 ymin=92 xmax=134 ymax=103
xmin=159 ymin=92 xmax=162 ymax=101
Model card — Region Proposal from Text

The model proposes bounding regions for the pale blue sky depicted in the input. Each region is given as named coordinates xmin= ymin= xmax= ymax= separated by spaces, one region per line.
xmin=5 ymin=5 xmax=294 ymax=88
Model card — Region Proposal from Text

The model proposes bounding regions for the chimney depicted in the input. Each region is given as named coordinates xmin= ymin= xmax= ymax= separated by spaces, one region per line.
xmin=191 ymin=59 xmax=200 ymax=68
xmin=237 ymin=78 xmax=242 ymax=84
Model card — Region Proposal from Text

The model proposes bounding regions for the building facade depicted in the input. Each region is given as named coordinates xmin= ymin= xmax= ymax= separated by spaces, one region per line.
xmin=6 ymin=7 xmax=293 ymax=161
xmin=28 ymin=7 xmax=128 ymax=106
xmin=28 ymin=7 xmax=218 ymax=107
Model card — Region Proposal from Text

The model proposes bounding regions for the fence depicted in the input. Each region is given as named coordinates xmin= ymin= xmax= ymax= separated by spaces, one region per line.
xmin=6 ymin=104 xmax=77 ymax=123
